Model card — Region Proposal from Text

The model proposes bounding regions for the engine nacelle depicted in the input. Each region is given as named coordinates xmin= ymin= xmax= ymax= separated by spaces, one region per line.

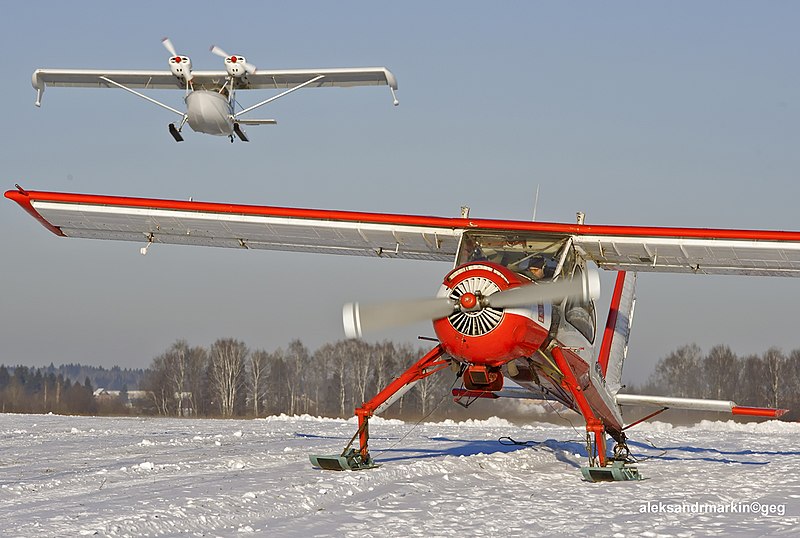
xmin=433 ymin=262 xmax=549 ymax=367
xmin=168 ymin=56 xmax=192 ymax=82
xmin=224 ymin=55 xmax=249 ymax=78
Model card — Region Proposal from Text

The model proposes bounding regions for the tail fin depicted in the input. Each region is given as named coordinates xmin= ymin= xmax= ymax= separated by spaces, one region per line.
xmin=597 ymin=271 xmax=636 ymax=394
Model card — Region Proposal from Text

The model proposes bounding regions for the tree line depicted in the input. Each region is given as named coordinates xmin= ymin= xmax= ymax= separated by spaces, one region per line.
xmin=626 ymin=344 xmax=800 ymax=420
xmin=141 ymin=338 xmax=456 ymax=420
xmin=0 ymin=363 xmax=146 ymax=415
xmin=0 ymin=366 xmax=99 ymax=415
xmin=1 ymin=341 xmax=797 ymax=421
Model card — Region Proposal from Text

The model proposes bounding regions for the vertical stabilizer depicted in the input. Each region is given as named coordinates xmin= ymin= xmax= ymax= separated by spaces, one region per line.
xmin=597 ymin=272 xmax=636 ymax=394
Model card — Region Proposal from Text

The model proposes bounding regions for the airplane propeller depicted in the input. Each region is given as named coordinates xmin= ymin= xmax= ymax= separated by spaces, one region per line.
xmin=162 ymin=37 xmax=192 ymax=83
xmin=210 ymin=45 xmax=257 ymax=76
xmin=343 ymin=268 xmax=600 ymax=338
xmin=161 ymin=37 xmax=179 ymax=58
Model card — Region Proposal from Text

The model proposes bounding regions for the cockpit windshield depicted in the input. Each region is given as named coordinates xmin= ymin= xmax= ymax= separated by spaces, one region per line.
xmin=456 ymin=232 xmax=571 ymax=281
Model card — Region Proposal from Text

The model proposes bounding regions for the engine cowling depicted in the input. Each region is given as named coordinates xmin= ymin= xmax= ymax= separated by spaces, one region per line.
xmin=433 ymin=262 xmax=550 ymax=367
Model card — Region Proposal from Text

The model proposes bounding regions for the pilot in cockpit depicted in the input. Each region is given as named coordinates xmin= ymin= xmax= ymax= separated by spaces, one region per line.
xmin=515 ymin=253 xmax=558 ymax=281
xmin=524 ymin=255 xmax=548 ymax=281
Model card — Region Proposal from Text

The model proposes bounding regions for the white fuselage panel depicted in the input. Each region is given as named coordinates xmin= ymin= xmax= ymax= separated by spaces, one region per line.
xmin=185 ymin=91 xmax=233 ymax=136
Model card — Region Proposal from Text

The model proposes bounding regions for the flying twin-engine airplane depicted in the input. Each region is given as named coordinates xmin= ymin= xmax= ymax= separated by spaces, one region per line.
xmin=5 ymin=186 xmax=791 ymax=481
xmin=31 ymin=38 xmax=398 ymax=142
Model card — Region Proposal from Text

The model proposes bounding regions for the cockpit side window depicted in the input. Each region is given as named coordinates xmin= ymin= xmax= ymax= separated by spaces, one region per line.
xmin=564 ymin=264 xmax=596 ymax=343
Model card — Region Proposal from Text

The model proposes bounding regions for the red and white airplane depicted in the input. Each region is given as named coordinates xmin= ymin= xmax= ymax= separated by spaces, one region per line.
xmin=31 ymin=38 xmax=398 ymax=142
xmin=5 ymin=186 xmax=792 ymax=481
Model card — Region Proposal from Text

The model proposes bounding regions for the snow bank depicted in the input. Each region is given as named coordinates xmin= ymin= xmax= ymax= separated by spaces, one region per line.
xmin=680 ymin=419 xmax=800 ymax=434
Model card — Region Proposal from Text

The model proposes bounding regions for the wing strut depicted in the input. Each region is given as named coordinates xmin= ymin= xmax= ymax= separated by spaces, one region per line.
xmin=234 ymin=75 xmax=325 ymax=118
xmin=98 ymin=76 xmax=186 ymax=117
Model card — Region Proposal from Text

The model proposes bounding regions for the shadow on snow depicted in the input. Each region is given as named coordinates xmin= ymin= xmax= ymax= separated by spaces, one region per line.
xmin=296 ymin=431 xmax=789 ymax=467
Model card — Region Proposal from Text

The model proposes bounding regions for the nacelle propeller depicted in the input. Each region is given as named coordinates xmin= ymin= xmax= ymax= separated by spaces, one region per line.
xmin=162 ymin=37 xmax=192 ymax=82
xmin=210 ymin=45 xmax=257 ymax=77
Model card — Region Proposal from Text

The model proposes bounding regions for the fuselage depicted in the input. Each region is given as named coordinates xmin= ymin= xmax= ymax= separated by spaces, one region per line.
xmin=185 ymin=90 xmax=234 ymax=136
xmin=437 ymin=240 xmax=624 ymax=434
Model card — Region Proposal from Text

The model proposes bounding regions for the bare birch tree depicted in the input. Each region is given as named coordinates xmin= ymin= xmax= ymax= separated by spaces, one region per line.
xmin=349 ymin=339 xmax=373 ymax=406
xmin=284 ymin=340 xmax=310 ymax=415
xmin=144 ymin=354 xmax=173 ymax=415
xmin=164 ymin=340 xmax=189 ymax=416
xmin=763 ymin=347 xmax=786 ymax=409
xmin=248 ymin=350 xmax=270 ymax=417
xmin=208 ymin=338 xmax=248 ymax=417
xmin=703 ymin=345 xmax=738 ymax=400
xmin=186 ymin=345 xmax=208 ymax=416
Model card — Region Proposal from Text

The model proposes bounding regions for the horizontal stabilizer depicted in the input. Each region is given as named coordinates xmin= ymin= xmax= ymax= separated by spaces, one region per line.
xmin=616 ymin=393 xmax=788 ymax=418
xmin=236 ymin=119 xmax=278 ymax=125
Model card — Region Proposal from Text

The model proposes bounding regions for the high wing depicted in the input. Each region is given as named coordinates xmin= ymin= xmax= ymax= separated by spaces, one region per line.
xmin=32 ymin=67 xmax=397 ymax=101
xmin=7 ymin=187 xmax=800 ymax=276
xmin=33 ymin=70 xmax=186 ymax=91
xmin=572 ymin=230 xmax=800 ymax=277
xmin=5 ymin=189 xmax=460 ymax=262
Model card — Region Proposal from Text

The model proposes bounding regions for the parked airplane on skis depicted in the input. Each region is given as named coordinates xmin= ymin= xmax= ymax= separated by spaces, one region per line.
xmin=31 ymin=38 xmax=398 ymax=142
xmin=5 ymin=186 xmax=791 ymax=481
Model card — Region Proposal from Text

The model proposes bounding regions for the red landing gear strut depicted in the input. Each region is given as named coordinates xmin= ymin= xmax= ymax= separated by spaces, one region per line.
xmin=310 ymin=345 xmax=450 ymax=471
xmin=551 ymin=346 xmax=641 ymax=481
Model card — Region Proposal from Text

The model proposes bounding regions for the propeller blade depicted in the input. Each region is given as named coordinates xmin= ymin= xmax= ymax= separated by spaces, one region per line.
xmin=161 ymin=37 xmax=178 ymax=57
xmin=209 ymin=44 xmax=229 ymax=59
xmin=487 ymin=269 xmax=601 ymax=309
xmin=243 ymin=61 xmax=257 ymax=75
xmin=343 ymin=298 xmax=456 ymax=338
xmin=342 ymin=267 xmax=600 ymax=338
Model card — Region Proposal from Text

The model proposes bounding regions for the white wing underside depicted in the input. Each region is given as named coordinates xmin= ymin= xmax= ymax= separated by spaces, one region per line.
xmin=32 ymin=68 xmax=398 ymax=92
xmin=30 ymin=200 xmax=460 ymax=262
xmin=9 ymin=190 xmax=800 ymax=277
xmin=573 ymin=235 xmax=800 ymax=277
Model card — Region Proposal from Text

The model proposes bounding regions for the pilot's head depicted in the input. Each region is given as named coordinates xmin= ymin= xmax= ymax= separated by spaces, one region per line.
xmin=529 ymin=256 xmax=546 ymax=279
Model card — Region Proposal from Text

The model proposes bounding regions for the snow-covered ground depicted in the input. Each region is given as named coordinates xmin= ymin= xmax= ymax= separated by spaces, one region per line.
xmin=1 ymin=413 xmax=798 ymax=537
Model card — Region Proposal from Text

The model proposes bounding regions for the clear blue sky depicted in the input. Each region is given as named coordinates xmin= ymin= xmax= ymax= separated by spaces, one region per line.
xmin=1 ymin=2 xmax=798 ymax=384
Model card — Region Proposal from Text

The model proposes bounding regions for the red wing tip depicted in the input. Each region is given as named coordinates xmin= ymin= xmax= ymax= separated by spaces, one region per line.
xmin=5 ymin=189 xmax=26 ymax=200
xmin=731 ymin=406 xmax=789 ymax=418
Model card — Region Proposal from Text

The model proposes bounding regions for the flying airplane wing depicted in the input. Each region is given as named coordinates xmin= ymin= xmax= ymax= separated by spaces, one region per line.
xmin=33 ymin=69 xmax=190 ymax=91
xmin=8 ymin=187 xmax=800 ymax=275
xmin=32 ymin=67 xmax=397 ymax=100
xmin=236 ymin=67 xmax=397 ymax=91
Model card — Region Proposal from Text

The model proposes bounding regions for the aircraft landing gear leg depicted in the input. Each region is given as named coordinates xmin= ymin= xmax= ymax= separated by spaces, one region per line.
xmin=550 ymin=345 xmax=641 ymax=481
xmin=586 ymin=418 xmax=607 ymax=468
xmin=233 ymin=122 xmax=249 ymax=142
xmin=308 ymin=410 xmax=376 ymax=471
xmin=309 ymin=345 xmax=449 ymax=471
xmin=580 ymin=427 xmax=642 ymax=482
xmin=168 ymin=123 xmax=184 ymax=142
